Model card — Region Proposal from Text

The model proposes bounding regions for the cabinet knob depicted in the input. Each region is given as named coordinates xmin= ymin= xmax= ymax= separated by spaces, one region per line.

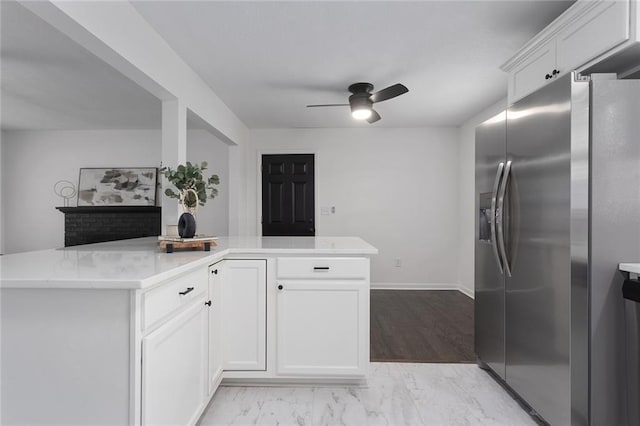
xmin=552 ymin=69 xmax=560 ymax=75
xmin=278 ymin=285 xmax=283 ymax=290
xmin=211 ymin=269 xmax=218 ymax=275
xmin=205 ymin=300 xmax=212 ymax=307
xmin=545 ymin=74 xmax=552 ymax=80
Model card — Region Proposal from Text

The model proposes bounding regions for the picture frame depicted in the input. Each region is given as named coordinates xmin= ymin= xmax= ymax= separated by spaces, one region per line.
xmin=77 ymin=167 xmax=158 ymax=207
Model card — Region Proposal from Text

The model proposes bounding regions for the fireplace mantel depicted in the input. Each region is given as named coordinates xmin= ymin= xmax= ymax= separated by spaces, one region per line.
xmin=56 ymin=206 xmax=161 ymax=247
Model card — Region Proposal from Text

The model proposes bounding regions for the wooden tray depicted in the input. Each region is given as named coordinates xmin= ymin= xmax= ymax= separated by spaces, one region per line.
xmin=159 ymin=239 xmax=217 ymax=253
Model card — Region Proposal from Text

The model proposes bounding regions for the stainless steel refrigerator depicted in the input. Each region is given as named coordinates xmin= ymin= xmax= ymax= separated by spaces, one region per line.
xmin=475 ymin=73 xmax=640 ymax=426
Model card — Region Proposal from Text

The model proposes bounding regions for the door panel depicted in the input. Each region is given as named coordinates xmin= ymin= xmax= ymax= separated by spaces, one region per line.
xmin=276 ymin=280 xmax=368 ymax=376
xmin=262 ymin=154 xmax=315 ymax=236
xmin=474 ymin=111 xmax=507 ymax=380
xmin=505 ymin=75 xmax=572 ymax=426
xmin=221 ymin=260 xmax=267 ymax=371
xmin=511 ymin=39 xmax=556 ymax=102
xmin=208 ymin=263 xmax=223 ymax=395
xmin=589 ymin=79 xmax=640 ymax=426
xmin=142 ymin=298 xmax=208 ymax=426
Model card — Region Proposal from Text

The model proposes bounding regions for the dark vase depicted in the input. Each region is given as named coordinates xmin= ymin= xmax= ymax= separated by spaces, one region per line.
xmin=178 ymin=212 xmax=196 ymax=238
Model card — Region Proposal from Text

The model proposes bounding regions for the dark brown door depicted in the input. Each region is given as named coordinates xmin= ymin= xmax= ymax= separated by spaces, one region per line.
xmin=261 ymin=154 xmax=315 ymax=236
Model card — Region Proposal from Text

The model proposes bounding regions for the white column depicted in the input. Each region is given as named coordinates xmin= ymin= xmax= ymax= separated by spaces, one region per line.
xmin=161 ymin=99 xmax=187 ymax=232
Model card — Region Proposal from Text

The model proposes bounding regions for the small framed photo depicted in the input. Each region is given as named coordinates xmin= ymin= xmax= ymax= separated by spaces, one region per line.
xmin=77 ymin=167 xmax=157 ymax=207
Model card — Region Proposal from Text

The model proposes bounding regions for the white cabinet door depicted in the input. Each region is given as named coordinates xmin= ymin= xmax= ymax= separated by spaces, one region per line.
xmin=142 ymin=297 xmax=208 ymax=426
xmin=276 ymin=280 xmax=369 ymax=376
xmin=208 ymin=263 xmax=223 ymax=395
xmin=221 ymin=259 xmax=267 ymax=371
xmin=557 ymin=0 xmax=629 ymax=72
xmin=510 ymin=39 xmax=557 ymax=103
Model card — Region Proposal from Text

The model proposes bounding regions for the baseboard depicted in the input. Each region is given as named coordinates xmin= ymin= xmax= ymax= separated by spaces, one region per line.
xmin=457 ymin=285 xmax=474 ymax=299
xmin=371 ymin=282 xmax=475 ymax=299
xmin=221 ymin=377 xmax=368 ymax=388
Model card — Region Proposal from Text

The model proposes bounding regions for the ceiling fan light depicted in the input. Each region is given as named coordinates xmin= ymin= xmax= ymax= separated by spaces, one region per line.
xmin=352 ymin=108 xmax=372 ymax=120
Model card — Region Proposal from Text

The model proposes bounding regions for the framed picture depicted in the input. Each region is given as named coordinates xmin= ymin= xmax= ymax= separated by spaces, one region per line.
xmin=77 ymin=167 xmax=158 ymax=207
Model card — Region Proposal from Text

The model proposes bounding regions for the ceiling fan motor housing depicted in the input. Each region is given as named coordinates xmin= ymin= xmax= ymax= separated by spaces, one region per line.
xmin=348 ymin=82 xmax=374 ymax=113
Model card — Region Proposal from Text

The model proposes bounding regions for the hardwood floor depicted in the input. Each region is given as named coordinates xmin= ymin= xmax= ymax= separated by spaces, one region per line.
xmin=370 ymin=290 xmax=475 ymax=363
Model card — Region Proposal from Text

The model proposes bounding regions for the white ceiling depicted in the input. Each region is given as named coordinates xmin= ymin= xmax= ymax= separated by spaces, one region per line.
xmin=1 ymin=1 xmax=161 ymax=130
xmin=132 ymin=0 xmax=574 ymax=128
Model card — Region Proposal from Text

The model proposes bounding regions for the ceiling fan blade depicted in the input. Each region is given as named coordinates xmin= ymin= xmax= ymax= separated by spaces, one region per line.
xmin=367 ymin=109 xmax=381 ymax=124
xmin=370 ymin=83 xmax=409 ymax=103
xmin=306 ymin=104 xmax=349 ymax=108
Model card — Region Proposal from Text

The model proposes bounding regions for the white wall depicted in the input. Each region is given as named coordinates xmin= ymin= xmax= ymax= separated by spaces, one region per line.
xmin=1 ymin=130 xmax=161 ymax=253
xmin=20 ymin=1 xmax=249 ymax=237
xmin=187 ymin=129 xmax=229 ymax=237
xmin=457 ymin=98 xmax=506 ymax=295
xmin=1 ymin=129 xmax=231 ymax=254
xmin=247 ymin=128 xmax=460 ymax=286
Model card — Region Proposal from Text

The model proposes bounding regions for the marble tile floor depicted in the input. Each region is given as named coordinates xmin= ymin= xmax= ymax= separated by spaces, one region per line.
xmin=198 ymin=363 xmax=537 ymax=426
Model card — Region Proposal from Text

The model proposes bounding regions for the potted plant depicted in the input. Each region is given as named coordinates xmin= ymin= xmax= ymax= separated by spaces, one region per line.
xmin=159 ymin=161 xmax=220 ymax=238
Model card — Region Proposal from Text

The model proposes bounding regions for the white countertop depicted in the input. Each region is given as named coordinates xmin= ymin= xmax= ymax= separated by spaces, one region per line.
xmin=0 ymin=236 xmax=378 ymax=290
xmin=619 ymin=263 xmax=640 ymax=274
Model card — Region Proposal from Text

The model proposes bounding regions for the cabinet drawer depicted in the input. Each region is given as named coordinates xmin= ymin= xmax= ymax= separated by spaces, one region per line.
xmin=277 ymin=257 xmax=368 ymax=279
xmin=143 ymin=268 xmax=207 ymax=330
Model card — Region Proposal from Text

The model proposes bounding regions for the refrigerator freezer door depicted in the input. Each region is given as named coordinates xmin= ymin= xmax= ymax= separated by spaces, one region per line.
xmin=475 ymin=111 xmax=507 ymax=380
xmin=505 ymin=75 xmax=577 ymax=426
xmin=590 ymin=78 xmax=640 ymax=426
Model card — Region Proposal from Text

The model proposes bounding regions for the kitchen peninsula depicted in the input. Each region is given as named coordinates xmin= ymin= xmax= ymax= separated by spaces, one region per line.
xmin=0 ymin=236 xmax=377 ymax=426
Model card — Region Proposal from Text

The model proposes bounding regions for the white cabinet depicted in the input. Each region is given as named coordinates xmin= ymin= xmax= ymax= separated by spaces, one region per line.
xmin=556 ymin=0 xmax=629 ymax=72
xmin=207 ymin=263 xmax=223 ymax=395
xmin=509 ymin=39 xmax=557 ymax=104
xmin=220 ymin=259 xmax=267 ymax=371
xmin=276 ymin=280 xmax=369 ymax=376
xmin=503 ymin=0 xmax=632 ymax=103
xmin=275 ymin=257 xmax=369 ymax=377
xmin=141 ymin=296 xmax=209 ymax=426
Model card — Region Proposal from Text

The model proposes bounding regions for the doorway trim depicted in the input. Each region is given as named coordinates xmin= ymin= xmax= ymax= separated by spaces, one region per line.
xmin=256 ymin=149 xmax=320 ymax=237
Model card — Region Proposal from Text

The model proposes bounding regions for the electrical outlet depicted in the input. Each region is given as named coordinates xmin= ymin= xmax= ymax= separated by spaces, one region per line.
xmin=395 ymin=258 xmax=402 ymax=267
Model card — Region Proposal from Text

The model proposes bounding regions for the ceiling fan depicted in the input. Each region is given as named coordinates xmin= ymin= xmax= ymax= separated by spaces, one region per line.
xmin=306 ymin=82 xmax=409 ymax=124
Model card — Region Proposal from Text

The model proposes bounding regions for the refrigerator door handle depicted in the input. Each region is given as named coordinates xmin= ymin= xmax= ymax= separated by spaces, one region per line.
xmin=491 ymin=162 xmax=505 ymax=274
xmin=497 ymin=160 xmax=512 ymax=277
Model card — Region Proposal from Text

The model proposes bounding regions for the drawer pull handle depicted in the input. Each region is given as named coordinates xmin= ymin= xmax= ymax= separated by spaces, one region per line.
xmin=205 ymin=300 xmax=212 ymax=306
xmin=314 ymin=266 xmax=330 ymax=271
xmin=179 ymin=287 xmax=194 ymax=296
xmin=211 ymin=269 xmax=218 ymax=275
xmin=278 ymin=285 xmax=283 ymax=290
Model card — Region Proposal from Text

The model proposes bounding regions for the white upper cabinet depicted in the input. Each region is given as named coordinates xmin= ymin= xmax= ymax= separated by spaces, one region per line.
xmin=502 ymin=0 xmax=637 ymax=104
xmin=510 ymin=39 xmax=557 ymax=103
xmin=556 ymin=1 xmax=630 ymax=72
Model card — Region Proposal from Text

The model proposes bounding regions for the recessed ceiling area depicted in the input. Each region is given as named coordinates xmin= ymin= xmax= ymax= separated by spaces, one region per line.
xmin=1 ymin=1 xmax=161 ymax=131
xmin=132 ymin=1 xmax=574 ymax=128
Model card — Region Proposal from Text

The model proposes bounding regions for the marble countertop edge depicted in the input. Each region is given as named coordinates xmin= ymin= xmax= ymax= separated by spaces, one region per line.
xmin=0 ymin=236 xmax=378 ymax=290
xmin=619 ymin=263 xmax=640 ymax=274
